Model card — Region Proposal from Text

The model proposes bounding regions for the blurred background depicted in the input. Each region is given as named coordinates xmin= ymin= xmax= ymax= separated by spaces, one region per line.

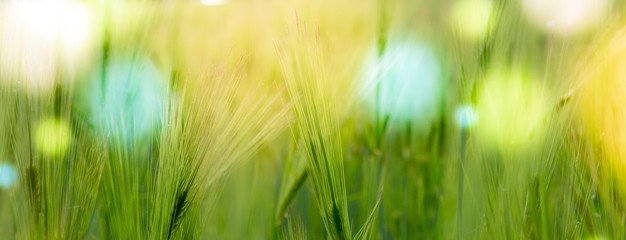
xmin=1 ymin=0 xmax=626 ymax=239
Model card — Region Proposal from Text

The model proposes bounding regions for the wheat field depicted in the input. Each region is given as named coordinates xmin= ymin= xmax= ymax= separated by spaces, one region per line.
xmin=0 ymin=0 xmax=625 ymax=239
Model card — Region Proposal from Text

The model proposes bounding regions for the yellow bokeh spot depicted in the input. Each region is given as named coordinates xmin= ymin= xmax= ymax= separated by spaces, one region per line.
xmin=451 ymin=0 xmax=493 ymax=40
xmin=35 ymin=118 xmax=72 ymax=157
xmin=476 ymin=68 xmax=549 ymax=150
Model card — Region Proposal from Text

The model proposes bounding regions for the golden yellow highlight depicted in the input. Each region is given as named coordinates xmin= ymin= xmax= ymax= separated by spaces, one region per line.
xmin=581 ymin=27 xmax=626 ymax=187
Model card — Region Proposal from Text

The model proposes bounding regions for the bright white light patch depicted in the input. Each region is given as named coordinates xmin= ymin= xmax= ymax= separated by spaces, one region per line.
xmin=0 ymin=163 xmax=18 ymax=189
xmin=201 ymin=0 xmax=227 ymax=6
xmin=455 ymin=105 xmax=478 ymax=129
xmin=0 ymin=0 xmax=93 ymax=91
xmin=12 ymin=0 xmax=92 ymax=50
xmin=521 ymin=0 xmax=608 ymax=34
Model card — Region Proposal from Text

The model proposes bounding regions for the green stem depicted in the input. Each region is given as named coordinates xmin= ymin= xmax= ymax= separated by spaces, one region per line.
xmin=457 ymin=129 xmax=467 ymax=239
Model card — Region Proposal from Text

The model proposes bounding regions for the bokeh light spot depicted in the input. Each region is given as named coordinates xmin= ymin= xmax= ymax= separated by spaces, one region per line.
xmin=0 ymin=0 xmax=93 ymax=91
xmin=35 ymin=118 xmax=72 ymax=157
xmin=362 ymin=41 xmax=442 ymax=123
xmin=0 ymin=163 xmax=17 ymax=189
xmin=88 ymin=58 xmax=166 ymax=140
xmin=451 ymin=0 xmax=493 ymax=40
xmin=455 ymin=104 xmax=479 ymax=129
xmin=476 ymin=69 xmax=548 ymax=149
xmin=201 ymin=0 xmax=228 ymax=6
xmin=521 ymin=0 xmax=608 ymax=34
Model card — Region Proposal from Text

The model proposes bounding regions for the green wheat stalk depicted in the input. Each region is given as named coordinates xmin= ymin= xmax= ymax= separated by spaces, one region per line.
xmin=276 ymin=16 xmax=382 ymax=240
